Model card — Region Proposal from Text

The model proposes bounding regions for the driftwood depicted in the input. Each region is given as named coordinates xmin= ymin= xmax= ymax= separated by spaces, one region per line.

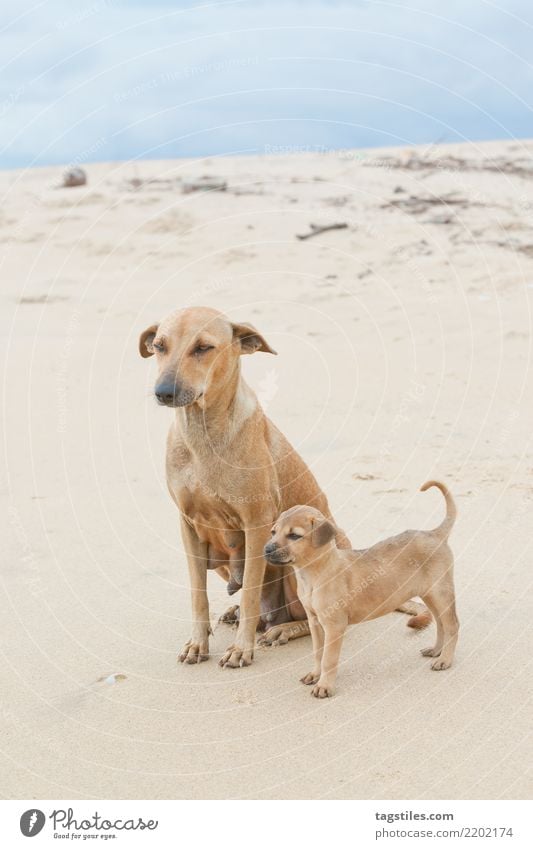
xmin=126 ymin=177 xmax=179 ymax=190
xmin=368 ymin=153 xmax=533 ymax=180
xmin=296 ymin=222 xmax=348 ymax=240
xmin=182 ymin=178 xmax=227 ymax=194
xmin=124 ymin=176 xmax=228 ymax=193
xmin=383 ymin=192 xmax=470 ymax=216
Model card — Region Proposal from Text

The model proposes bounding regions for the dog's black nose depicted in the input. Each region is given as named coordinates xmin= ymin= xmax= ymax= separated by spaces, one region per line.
xmin=264 ymin=542 xmax=277 ymax=556
xmin=155 ymin=382 xmax=178 ymax=406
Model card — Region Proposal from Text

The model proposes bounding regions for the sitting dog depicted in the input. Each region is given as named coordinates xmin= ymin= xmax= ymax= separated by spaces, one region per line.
xmin=264 ymin=481 xmax=458 ymax=697
xmin=139 ymin=306 xmax=353 ymax=668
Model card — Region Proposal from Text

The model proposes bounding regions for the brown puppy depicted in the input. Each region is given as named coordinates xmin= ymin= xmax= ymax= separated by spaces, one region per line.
xmin=264 ymin=481 xmax=458 ymax=697
xmin=139 ymin=306 xmax=353 ymax=668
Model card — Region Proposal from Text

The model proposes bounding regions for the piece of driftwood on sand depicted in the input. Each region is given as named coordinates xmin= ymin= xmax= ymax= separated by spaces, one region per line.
xmin=296 ymin=222 xmax=348 ymax=240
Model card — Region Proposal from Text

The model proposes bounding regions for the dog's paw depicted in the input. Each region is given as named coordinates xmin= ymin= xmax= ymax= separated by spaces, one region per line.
xmin=431 ymin=658 xmax=452 ymax=671
xmin=258 ymin=620 xmax=310 ymax=646
xmin=421 ymin=647 xmax=441 ymax=657
xmin=300 ymin=672 xmax=320 ymax=686
xmin=258 ymin=624 xmax=289 ymax=646
xmin=219 ymin=644 xmax=254 ymax=668
xmin=311 ymin=683 xmax=334 ymax=699
xmin=219 ymin=604 xmax=239 ymax=625
xmin=178 ymin=639 xmax=209 ymax=664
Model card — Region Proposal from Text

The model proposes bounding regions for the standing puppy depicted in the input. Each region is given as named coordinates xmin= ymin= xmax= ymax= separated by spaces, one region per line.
xmin=264 ymin=481 xmax=458 ymax=696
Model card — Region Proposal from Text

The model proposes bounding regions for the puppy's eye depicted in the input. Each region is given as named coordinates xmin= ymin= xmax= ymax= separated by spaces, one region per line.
xmin=270 ymin=529 xmax=275 ymax=536
xmin=287 ymin=533 xmax=302 ymax=541
xmin=192 ymin=344 xmax=214 ymax=355
xmin=152 ymin=341 xmax=165 ymax=353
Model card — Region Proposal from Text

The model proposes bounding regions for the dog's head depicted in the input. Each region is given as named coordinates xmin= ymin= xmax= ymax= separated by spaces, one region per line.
xmin=264 ymin=506 xmax=336 ymax=568
xmin=139 ymin=306 xmax=276 ymax=408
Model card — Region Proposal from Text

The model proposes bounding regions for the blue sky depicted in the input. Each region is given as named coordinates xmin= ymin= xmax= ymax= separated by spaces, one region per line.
xmin=1 ymin=0 xmax=532 ymax=168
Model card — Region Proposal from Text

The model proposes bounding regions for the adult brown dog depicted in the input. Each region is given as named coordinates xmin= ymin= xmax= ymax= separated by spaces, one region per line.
xmin=139 ymin=306 xmax=428 ymax=668
xmin=265 ymin=481 xmax=458 ymax=697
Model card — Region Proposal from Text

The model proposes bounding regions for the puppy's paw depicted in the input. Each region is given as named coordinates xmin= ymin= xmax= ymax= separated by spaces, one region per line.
xmin=431 ymin=658 xmax=452 ymax=671
xmin=178 ymin=639 xmax=209 ymax=664
xmin=421 ymin=647 xmax=441 ymax=657
xmin=311 ymin=683 xmax=334 ymax=699
xmin=300 ymin=672 xmax=319 ymax=686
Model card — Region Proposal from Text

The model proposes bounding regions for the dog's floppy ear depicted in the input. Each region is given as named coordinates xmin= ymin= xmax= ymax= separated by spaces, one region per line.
xmin=231 ymin=322 xmax=277 ymax=355
xmin=139 ymin=323 xmax=159 ymax=358
xmin=311 ymin=517 xmax=336 ymax=548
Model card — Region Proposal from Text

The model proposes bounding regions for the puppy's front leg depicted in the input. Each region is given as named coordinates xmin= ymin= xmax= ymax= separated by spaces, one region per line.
xmin=220 ymin=526 xmax=267 ymax=668
xmin=311 ymin=620 xmax=346 ymax=698
xmin=178 ymin=517 xmax=211 ymax=664
xmin=301 ymin=614 xmax=325 ymax=686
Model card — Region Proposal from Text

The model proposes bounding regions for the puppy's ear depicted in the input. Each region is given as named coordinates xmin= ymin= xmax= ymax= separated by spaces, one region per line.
xmin=311 ymin=518 xmax=336 ymax=548
xmin=139 ymin=323 xmax=159 ymax=358
xmin=231 ymin=322 xmax=277 ymax=355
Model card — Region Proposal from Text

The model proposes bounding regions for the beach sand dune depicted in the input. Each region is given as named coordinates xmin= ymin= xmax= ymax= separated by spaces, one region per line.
xmin=1 ymin=140 xmax=532 ymax=799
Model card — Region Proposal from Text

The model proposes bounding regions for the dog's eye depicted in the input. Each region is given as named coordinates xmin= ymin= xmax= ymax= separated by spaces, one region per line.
xmin=152 ymin=341 xmax=165 ymax=353
xmin=192 ymin=344 xmax=214 ymax=355
xmin=287 ymin=533 xmax=302 ymax=541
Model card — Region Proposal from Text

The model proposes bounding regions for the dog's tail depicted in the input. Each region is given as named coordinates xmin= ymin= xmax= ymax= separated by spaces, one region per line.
xmin=420 ymin=480 xmax=456 ymax=540
xmin=399 ymin=600 xmax=432 ymax=630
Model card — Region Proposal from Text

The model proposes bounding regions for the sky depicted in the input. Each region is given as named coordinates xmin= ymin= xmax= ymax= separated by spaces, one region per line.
xmin=1 ymin=0 xmax=532 ymax=168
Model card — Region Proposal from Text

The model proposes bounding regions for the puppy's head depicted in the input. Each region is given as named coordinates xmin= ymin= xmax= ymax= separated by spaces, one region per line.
xmin=139 ymin=306 xmax=276 ymax=408
xmin=264 ymin=506 xmax=336 ymax=568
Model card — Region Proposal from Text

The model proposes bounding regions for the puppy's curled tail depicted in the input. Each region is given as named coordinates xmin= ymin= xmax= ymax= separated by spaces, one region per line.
xmin=420 ymin=480 xmax=456 ymax=540
xmin=402 ymin=600 xmax=432 ymax=630
xmin=408 ymin=613 xmax=432 ymax=629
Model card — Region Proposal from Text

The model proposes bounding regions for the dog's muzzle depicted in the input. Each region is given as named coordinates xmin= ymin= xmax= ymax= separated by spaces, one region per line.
xmin=264 ymin=542 xmax=292 ymax=565
xmin=155 ymin=380 xmax=199 ymax=407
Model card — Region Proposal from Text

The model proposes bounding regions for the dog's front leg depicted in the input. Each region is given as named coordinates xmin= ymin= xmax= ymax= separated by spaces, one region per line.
xmin=178 ymin=517 xmax=211 ymax=664
xmin=300 ymin=614 xmax=324 ymax=686
xmin=219 ymin=526 xmax=266 ymax=668
xmin=311 ymin=620 xmax=347 ymax=698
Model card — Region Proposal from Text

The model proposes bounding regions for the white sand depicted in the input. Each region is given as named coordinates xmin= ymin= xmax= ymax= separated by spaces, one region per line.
xmin=1 ymin=140 xmax=532 ymax=799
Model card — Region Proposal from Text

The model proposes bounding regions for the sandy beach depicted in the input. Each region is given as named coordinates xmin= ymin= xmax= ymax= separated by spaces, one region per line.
xmin=1 ymin=139 xmax=532 ymax=799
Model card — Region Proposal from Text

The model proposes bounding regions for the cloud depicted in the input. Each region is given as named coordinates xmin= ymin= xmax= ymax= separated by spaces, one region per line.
xmin=1 ymin=0 xmax=532 ymax=168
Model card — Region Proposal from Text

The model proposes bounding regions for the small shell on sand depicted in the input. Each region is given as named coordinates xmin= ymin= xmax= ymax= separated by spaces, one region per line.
xmin=97 ymin=673 xmax=127 ymax=685
xmin=62 ymin=167 xmax=87 ymax=187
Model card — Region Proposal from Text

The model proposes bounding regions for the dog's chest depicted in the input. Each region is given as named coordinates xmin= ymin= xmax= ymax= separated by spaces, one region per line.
xmin=185 ymin=491 xmax=242 ymax=552
xmin=293 ymin=572 xmax=315 ymax=611
xmin=169 ymin=457 xmax=243 ymax=541
xmin=166 ymin=423 xmax=279 ymax=540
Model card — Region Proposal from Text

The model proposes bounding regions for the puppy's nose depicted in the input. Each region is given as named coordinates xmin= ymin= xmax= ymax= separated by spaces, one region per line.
xmin=264 ymin=542 xmax=277 ymax=556
xmin=155 ymin=381 xmax=178 ymax=406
